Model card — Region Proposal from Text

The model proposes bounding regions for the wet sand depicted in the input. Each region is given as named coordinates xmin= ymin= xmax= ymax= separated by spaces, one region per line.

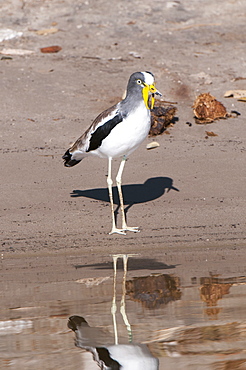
xmin=1 ymin=0 xmax=246 ymax=368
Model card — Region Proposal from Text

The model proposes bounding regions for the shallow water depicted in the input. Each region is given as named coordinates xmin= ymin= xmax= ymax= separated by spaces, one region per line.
xmin=1 ymin=253 xmax=246 ymax=370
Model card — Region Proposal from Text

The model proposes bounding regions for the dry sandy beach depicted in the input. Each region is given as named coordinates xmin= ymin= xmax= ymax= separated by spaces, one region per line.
xmin=1 ymin=0 xmax=246 ymax=368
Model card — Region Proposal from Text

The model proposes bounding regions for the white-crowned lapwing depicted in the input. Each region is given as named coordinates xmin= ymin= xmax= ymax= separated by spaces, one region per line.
xmin=68 ymin=254 xmax=159 ymax=369
xmin=63 ymin=71 xmax=161 ymax=235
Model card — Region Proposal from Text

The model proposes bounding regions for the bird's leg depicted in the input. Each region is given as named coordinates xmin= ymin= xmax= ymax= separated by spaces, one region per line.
xmin=107 ymin=157 xmax=126 ymax=235
xmin=116 ymin=156 xmax=139 ymax=232
xmin=120 ymin=254 xmax=133 ymax=343
xmin=111 ymin=255 xmax=119 ymax=345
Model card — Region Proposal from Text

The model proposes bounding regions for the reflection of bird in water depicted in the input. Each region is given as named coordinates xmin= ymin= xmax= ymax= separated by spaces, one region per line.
xmin=63 ymin=71 xmax=161 ymax=235
xmin=68 ymin=254 xmax=159 ymax=369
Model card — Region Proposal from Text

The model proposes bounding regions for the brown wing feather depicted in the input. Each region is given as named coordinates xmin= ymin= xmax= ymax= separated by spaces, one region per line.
xmin=69 ymin=103 xmax=119 ymax=153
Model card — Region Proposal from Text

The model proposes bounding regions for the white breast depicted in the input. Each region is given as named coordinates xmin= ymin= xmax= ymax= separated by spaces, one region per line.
xmin=95 ymin=103 xmax=151 ymax=159
xmin=107 ymin=344 xmax=159 ymax=370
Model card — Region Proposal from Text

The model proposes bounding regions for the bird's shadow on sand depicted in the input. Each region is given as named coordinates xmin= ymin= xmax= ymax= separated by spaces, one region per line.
xmin=71 ymin=176 xmax=179 ymax=217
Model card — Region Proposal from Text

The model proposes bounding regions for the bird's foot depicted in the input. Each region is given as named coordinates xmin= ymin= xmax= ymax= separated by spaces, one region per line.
xmin=109 ymin=226 xmax=139 ymax=235
xmin=109 ymin=227 xmax=127 ymax=235
xmin=122 ymin=225 xmax=140 ymax=233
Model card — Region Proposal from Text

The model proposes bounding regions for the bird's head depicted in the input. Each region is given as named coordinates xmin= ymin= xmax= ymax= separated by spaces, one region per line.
xmin=127 ymin=71 xmax=162 ymax=109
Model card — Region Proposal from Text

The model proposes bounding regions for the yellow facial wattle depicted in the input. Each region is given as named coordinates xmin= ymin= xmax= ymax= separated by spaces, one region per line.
xmin=142 ymin=83 xmax=158 ymax=109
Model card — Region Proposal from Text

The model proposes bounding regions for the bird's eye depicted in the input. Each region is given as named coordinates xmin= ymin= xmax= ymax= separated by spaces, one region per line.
xmin=136 ymin=79 xmax=142 ymax=85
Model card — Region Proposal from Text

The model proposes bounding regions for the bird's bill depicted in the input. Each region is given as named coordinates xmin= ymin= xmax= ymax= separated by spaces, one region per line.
xmin=142 ymin=83 xmax=162 ymax=109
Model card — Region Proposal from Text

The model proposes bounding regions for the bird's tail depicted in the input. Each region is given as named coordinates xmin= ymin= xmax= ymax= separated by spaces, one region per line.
xmin=62 ymin=149 xmax=83 ymax=167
